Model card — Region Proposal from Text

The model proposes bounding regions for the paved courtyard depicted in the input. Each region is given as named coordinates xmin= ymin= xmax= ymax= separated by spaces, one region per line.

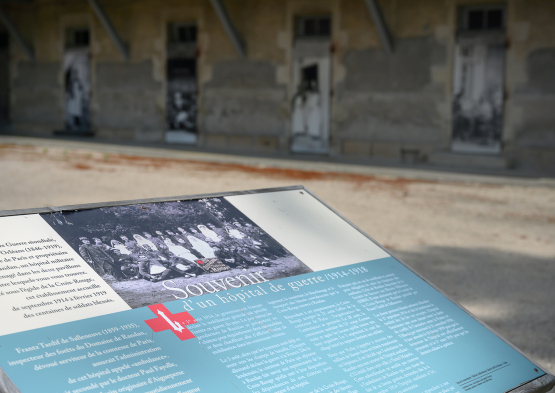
xmin=1 ymin=135 xmax=554 ymax=377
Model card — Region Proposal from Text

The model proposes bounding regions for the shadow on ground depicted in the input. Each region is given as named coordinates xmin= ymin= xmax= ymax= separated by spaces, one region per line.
xmin=392 ymin=246 xmax=555 ymax=372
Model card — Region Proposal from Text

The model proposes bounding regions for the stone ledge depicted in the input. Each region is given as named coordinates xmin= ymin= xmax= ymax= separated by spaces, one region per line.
xmin=429 ymin=151 xmax=512 ymax=170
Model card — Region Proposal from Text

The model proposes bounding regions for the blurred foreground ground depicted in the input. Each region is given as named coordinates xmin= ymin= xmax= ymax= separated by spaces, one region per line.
xmin=1 ymin=136 xmax=554 ymax=377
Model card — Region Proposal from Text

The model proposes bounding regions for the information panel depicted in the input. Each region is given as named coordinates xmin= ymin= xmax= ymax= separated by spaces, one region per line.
xmin=0 ymin=187 xmax=550 ymax=393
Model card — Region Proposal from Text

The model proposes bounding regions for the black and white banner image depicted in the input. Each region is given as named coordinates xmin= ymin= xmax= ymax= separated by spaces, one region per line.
xmin=63 ymin=49 xmax=90 ymax=131
xmin=40 ymin=197 xmax=312 ymax=309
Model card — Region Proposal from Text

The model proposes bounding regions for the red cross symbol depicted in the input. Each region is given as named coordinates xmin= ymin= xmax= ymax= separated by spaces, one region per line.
xmin=144 ymin=304 xmax=197 ymax=341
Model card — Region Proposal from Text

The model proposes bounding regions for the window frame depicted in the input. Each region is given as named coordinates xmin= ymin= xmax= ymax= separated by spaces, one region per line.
xmin=295 ymin=15 xmax=332 ymax=39
xmin=65 ymin=27 xmax=90 ymax=49
xmin=459 ymin=4 xmax=507 ymax=32
xmin=168 ymin=23 xmax=198 ymax=44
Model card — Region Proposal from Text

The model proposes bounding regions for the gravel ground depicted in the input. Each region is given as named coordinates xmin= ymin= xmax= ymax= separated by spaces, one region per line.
xmin=0 ymin=138 xmax=554 ymax=378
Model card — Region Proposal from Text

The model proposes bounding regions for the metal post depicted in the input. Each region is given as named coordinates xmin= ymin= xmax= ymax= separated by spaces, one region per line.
xmin=209 ymin=0 xmax=246 ymax=58
xmin=0 ymin=6 xmax=34 ymax=60
xmin=88 ymin=0 xmax=129 ymax=61
xmin=363 ymin=0 xmax=394 ymax=54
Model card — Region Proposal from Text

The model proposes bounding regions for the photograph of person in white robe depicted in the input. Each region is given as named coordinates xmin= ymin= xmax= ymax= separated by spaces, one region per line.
xmin=164 ymin=238 xmax=198 ymax=264
xmin=198 ymin=224 xmax=221 ymax=243
xmin=133 ymin=234 xmax=158 ymax=252
xmin=111 ymin=239 xmax=131 ymax=255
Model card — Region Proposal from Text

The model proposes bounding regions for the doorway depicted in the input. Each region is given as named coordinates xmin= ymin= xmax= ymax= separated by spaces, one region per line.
xmin=451 ymin=5 xmax=506 ymax=154
xmin=166 ymin=23 xmax=198 ymax=144
xmin=63 ymin=28 xmax=90 ymax=132
xmin=290 ymin=15 xmax=331 ymax=154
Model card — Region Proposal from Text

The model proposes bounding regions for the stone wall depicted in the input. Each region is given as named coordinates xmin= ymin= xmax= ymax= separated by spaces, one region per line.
xmin=2 ymin=0 xmax=554 ymax=171
xmin=335 ymin=35 xmax=448 ymax=159
xmin=94 ymin=61 xmax=163 ymax=141
xmin=505 ymin=0 xmax=555 ymax=171
xmin=11 ymin=62 xmax=62 ymax=130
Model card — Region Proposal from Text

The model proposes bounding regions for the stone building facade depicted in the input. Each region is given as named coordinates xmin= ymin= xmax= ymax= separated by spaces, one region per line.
xmin=1 ymin=0 xmax=554 ymax=171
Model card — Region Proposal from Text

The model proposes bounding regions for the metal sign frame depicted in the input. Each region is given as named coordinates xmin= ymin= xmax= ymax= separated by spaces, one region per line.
xmin=0 ymin=185 xmax=553 ymax=393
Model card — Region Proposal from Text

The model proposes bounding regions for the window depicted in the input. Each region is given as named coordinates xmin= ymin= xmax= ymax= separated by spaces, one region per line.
xmin=295 ymin=15 xmax=331 ymax=38
xmin=169 ymin=23 xmax=197 ymax=44
xmin=65 ymin=28 xmax=90 ymax=49
xmin=0 ymin=32 xmax=8 ymax=50
xmin=460 ymin=5 xmax=505 ymax=31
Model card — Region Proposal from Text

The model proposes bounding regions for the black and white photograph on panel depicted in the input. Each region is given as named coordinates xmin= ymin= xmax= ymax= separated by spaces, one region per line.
xmin=40 ymin=198 xmax=312 ymax=308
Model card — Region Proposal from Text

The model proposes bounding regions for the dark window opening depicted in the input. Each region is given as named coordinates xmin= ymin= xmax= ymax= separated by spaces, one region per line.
xmin=169 ymin=24 xmax=197 ymax=43
xmin=296 ymin=15 xmax=332 ymax=38
xmin=486 ymin=10 xmax=503 ymax=30
xmin=304 ymin=19 xmax=316 ymax=36
xmin=66 ymin=28 xmax=90 ymax=49
xmin=0 ymin=32 xmax=8 ymax=50
xmin=319 ymin=18 xmax=331 ymax=36
xmin=468 ymin=10 xmax=484 ymax=30
xmin=461 ymin=5 xmax=505 ymax=32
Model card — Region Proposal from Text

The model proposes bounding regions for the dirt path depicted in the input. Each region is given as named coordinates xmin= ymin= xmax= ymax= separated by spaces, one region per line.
xmin=1 ymin=141 xmax=554 ymax=375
